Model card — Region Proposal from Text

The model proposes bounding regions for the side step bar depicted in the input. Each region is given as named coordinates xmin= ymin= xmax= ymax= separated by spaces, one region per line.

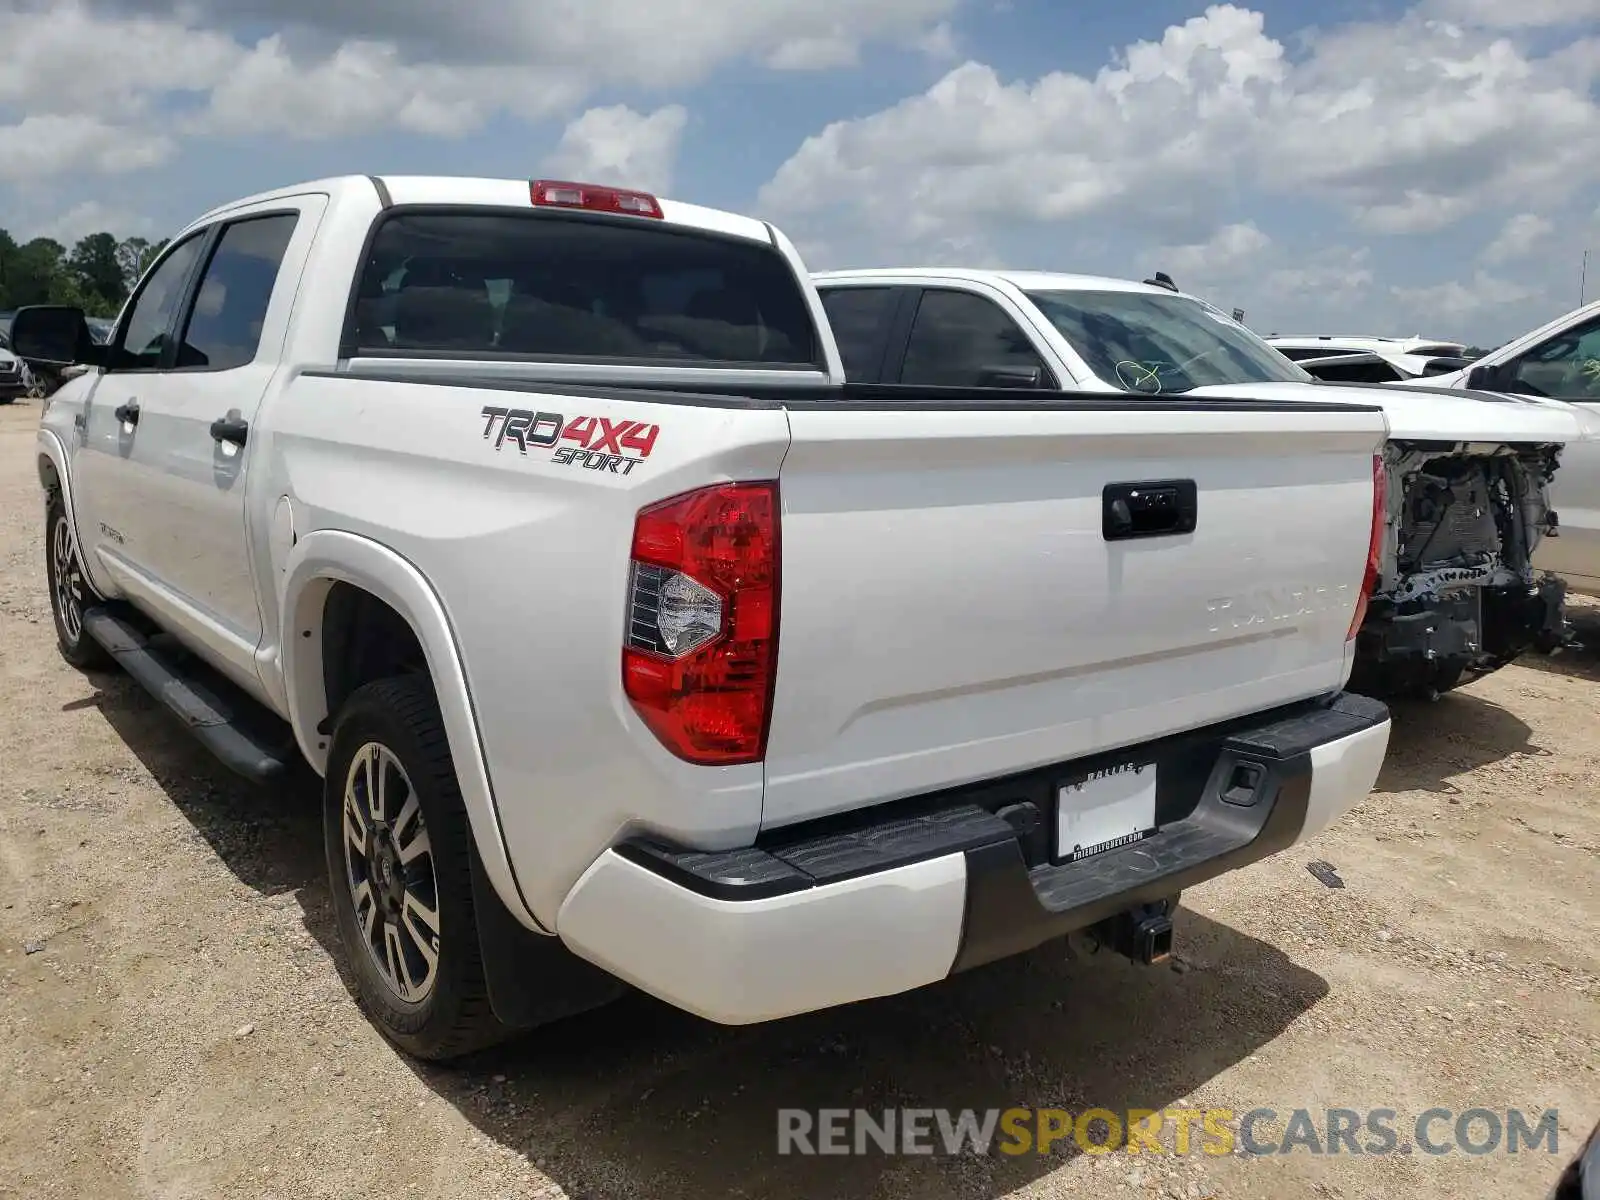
xmin=82 ymin=606 xmax=297 ymax=784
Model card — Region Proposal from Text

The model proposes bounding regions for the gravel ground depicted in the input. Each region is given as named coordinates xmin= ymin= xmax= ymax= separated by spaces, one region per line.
xmin=0 ymin=400 xmax=1595 ymax=1200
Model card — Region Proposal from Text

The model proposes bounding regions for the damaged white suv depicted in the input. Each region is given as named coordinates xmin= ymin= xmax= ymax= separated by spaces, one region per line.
xmin=813 ymin=268 xmax=1585 ymax=699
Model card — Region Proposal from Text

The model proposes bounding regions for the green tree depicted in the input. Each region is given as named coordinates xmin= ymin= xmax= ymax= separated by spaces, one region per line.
xmin=0 ymin=226 xmax=168 ymax=315
xmin=66 ymin=232 xmax=126 ymax=315
xmin=7 ymin=238 xmax=68 ymax=308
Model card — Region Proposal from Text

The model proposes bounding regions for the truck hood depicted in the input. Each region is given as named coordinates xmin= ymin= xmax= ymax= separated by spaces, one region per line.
xmin=1186 ymin=380 xmax=1589 ymax=445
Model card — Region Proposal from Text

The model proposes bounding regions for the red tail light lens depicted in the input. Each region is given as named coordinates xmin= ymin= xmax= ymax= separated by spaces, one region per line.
xmin=623 ymin=482 xmax=780 ymax=764
xmin=1348 ymin=454 xmax=1386 ymax=641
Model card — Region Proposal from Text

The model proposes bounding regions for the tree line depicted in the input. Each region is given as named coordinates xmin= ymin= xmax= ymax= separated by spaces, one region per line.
xmin=0 ymin=229 xmax=169 ymax=318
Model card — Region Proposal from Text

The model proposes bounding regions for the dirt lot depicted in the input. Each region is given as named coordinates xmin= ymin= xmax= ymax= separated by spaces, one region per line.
xmin=0 ymin=400 xmax=1595 ymax=1200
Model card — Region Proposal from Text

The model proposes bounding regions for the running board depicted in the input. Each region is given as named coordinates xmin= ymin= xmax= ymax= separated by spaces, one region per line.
xmin=82 ymin=606 xmax=297 ymax=784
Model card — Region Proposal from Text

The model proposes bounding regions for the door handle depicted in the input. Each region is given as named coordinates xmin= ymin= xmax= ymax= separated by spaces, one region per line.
xmin=210 ymin=415 xmax=249 ymax=447
xmin=1103 ymin=479 xmax=1198 ymax=541
xmin=114 ymin=400 xmax=139 ymax=426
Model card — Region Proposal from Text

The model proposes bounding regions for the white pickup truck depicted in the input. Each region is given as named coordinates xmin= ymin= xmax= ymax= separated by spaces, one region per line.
xmin=16 ymin=175 xmax=1393 ymax=1062
xmin=815 ymin=268 xmax=1582 ymax=699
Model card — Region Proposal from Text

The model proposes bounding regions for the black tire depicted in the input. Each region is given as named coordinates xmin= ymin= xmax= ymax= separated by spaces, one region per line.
xmin=323 ymin=675 xmax=515 ymax=1062
xmin=44 ymin=491 xmax=112 ymax=671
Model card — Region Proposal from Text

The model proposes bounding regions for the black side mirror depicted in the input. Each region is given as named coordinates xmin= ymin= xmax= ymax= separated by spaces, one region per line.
xmin=10 ymin=305 xmax=106 ymax=369
xmin=977 ymin=363 xmax=1045 ymax=389
xmin=1465 ymin=362 xmax=1509 ymax=391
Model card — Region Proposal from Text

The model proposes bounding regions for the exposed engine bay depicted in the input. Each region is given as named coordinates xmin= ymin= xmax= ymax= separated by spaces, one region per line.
xmin=1349 ymin=440 xmax=1571 ymax=699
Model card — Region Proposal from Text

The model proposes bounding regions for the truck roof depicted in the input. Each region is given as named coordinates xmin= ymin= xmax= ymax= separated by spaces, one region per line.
xmin=185 ymin=173 xmax=777 ymax=246
xmin=813 ymin=267 xmax=1175 ymax=296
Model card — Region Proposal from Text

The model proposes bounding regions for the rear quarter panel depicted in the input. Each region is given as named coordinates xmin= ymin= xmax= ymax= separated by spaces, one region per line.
xmin=255 ymin=372 xmax=791 ymax=927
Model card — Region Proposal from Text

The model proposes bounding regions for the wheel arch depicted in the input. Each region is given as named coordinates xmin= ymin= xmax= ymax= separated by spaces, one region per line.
xmin=279 ymin=529 xmax=548 ymax=934
xmin=36 ymin=429 xmax=111 ymax=599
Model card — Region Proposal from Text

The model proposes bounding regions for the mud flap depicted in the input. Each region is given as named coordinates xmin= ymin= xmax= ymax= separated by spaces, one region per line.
xmin=468 ymin=847 xmax=627 ymax=1030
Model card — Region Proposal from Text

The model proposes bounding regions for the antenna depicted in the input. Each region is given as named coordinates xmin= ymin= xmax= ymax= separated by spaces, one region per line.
xmin=1143 ymin=271 xmax=1178 ymax=292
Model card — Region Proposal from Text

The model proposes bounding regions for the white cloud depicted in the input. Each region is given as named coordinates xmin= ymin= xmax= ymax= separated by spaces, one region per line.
xmin=1353 ymin=193 xmax=1474 ymax=235
xmin=1424 ymin=0 xmax=1600 ymax=27
xmin=0 ymin=6 xmax=240 ymax=118
xmin=1391 ymin=271 xmax=1542 ymax=320
xmin=914 ymin=22 xmax=960 ymax=60
xmin=201 ymin=37 xmax=586 ymax=139
xmin=765 ymin=34 xmax=861 ymax=71
xmin=0 ymin=115 xmax=174 ymax=182
xmin=23 ymin=201 xmax=159 ymax=245
xmin=0 ymin=0 xmax=955 ymax=153
xmin=1261 ymin=247 xmax=1376 ymax=306
xmin=759 ymin=4 xmax=1600 ymax=257
xmin=1483 ymin=213 xmax=1555 ymax=264
xmin=1156 ymin=222 xmax=1272 ymax=279
xmin=20 ymin=0 xmax=957 ymax=98
xmin=763 ymin=5 xmax=1285 ymax=246
xmin=541 ymin=105 xmax=689 ymax=195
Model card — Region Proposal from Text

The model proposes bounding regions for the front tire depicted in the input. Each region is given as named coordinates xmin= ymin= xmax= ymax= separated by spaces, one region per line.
xmin=44 ymin=492 xmax=111 ymax=671
xmin=323 ymin=675 xmax=514 ymax=1062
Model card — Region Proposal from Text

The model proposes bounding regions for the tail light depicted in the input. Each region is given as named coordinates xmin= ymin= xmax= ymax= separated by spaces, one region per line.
xmin=622 ymin=482 xmax=780 ymax=764
xmin=1347 ymin=454 xmax=1386 ymax=641
xmin=530 ymin=180 xmax=664 ymax=219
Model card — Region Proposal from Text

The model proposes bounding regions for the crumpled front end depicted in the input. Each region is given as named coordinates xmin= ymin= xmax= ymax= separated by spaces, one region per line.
xmin=1349 ymin=439 xmax=1570 ymax=698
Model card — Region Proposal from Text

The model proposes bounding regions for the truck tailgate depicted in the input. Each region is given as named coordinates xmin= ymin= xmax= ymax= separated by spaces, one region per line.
xmin=762 ymin=398 xmax=1389 ymax=829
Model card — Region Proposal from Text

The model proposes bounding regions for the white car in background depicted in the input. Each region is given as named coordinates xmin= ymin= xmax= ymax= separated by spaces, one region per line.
xmin=1387 ymin=300 xmax=1600 ymax=597
xmin=1266 ymin=335 xmax=1478 ymax=384
xmin=0 ymin=330 xmax=38 ymax=404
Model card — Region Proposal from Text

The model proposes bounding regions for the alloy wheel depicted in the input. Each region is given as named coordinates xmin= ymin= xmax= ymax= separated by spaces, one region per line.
xmin=341 ymin=742 xmax=442 ymax=1004
xmin=51 ymin=514 xmax=85 ymax=644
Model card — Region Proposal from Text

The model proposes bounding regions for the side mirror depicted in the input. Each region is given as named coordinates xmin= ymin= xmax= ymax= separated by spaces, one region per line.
xmin=977 ymin=363 xmax=1046 ymax=389
xmin=9 ymin=305 xmax=106 ymax=369
xmin=1465 ymin=362 xmax=1509 ymax=391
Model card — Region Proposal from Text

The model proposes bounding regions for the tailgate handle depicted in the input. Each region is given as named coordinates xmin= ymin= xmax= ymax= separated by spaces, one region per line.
xmin=1103 ymin=480 xmax=1197 ymax=541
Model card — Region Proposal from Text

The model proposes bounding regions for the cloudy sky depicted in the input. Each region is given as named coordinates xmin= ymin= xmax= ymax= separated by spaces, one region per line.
xmin=2 ymin=0 xmax=1597 ymax=344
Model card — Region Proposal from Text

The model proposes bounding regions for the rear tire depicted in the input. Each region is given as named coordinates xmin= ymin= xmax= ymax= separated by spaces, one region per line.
xmin=323 ymin=675 xmax=516 ymax=1062
xmin=44 ymin=491 xmax=112 ymax=671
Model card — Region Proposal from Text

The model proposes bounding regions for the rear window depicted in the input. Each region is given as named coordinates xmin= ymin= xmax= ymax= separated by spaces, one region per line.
xmin=348 ymin=211 xmax=822 ymax=368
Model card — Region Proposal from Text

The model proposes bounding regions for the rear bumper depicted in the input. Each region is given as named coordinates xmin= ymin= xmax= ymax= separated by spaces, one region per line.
xmin=556 ymin=692 xmax=1391 ymax=1025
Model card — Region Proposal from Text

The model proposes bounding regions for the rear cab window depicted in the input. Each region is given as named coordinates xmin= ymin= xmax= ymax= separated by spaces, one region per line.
xmin=347 ymin=210 xmax=823 ymax=369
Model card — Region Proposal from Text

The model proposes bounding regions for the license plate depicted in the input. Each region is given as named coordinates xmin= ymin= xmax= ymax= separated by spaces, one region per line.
xmin=1057 ymin=762 xmax=1157 ymax=861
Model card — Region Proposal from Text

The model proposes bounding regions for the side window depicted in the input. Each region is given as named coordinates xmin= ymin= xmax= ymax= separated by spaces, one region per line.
xmin=898 ymin=289 xmax=1050 ymax=388
xmin=1508 ymin=318 xmax=1600 ymax=400
xmin=175 ymin=214 xmax=299 ymax=371
xmin=114 ymin=233 xmax=207 ymax=370
xmin=819 ymin=287 xmax=897 ymax=380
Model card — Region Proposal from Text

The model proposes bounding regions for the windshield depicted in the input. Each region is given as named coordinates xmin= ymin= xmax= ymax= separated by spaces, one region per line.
xmin=1024 ymin=289 xmax=1313 ymax=394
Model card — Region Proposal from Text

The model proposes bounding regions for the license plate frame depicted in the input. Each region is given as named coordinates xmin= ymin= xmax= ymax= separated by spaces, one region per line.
xmin=1056 ymin=761 xmax=1158 ymax=862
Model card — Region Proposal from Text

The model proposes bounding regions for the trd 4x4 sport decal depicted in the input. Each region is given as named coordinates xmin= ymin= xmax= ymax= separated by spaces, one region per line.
xmin=479 ymin=406 xmax=660 ymax=475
